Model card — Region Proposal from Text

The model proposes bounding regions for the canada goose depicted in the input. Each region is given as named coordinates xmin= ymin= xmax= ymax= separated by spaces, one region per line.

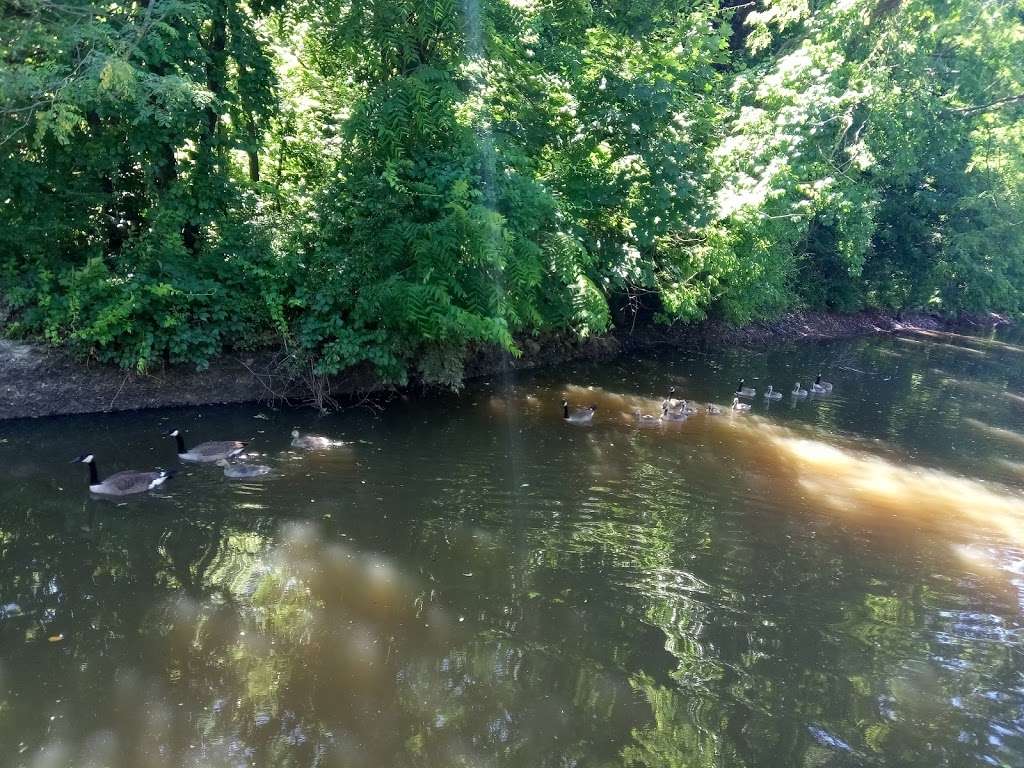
xmin=563 ymin=399 xmax=596 ymax=425
xmin=216 ymin=459 xmax=272 ymax=478
xmin=71 ymin=454 xmax=175 ymax=496
xmin=633 ymin=409 xmax=660 ymax=427
xmin=675 ymin=399 xmax=699 ymax=415
xmin=792 ymin=382 xmax=808 ymax=398
xmin=290 ymin=429 xmax=342 ymax=450
xmin=663 ymin=386 xmax=685 ymax=413
xmin=764 ymin=385 xmax=783 ymax=400
xmin=660 ymin=403 xmax=687 ymax=422
xmin=735 ymin=379 xmax=756 ymax=398
xmin=811 ymin=373 xmax=833 ymax=393
xmin=166 ymin=429 xmax=246 ymax=463
xmin=706 ymin=403 xmax=722 ymax=415
xmin=731 ymin=397 xmax=752 ymax=412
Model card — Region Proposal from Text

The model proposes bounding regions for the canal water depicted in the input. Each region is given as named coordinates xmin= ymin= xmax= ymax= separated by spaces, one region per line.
xmin=2 ymin=328 xmax=1023 ymax=767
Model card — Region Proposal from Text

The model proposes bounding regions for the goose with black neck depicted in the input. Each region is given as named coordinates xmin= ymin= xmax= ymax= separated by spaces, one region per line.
xmin=71 ymin=454 xmax=175 ymax=496
xmin=165 ymin=429 xmax=247 ymax=463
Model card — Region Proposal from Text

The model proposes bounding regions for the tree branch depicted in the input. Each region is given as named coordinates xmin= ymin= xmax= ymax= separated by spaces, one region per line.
xmin=949 ymin=93 xmax=1024 ymax=117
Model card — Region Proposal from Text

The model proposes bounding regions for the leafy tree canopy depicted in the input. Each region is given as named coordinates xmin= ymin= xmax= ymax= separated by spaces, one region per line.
xmin=1 ymin=0 xmax=1021 ymax=381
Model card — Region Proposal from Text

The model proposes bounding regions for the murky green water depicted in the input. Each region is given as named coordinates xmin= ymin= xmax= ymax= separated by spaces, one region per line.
xmin=3 ymin=329 xmax=1024 ymax=768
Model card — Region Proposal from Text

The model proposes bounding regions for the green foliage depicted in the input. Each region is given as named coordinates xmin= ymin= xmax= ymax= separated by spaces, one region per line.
xmin=1 ymin=0 xmax=1022 ymax=386
xmin=0 ymin=0 xmax=284 ymax=370
xmin=712 ymin=0 xmax=1024 ymax=320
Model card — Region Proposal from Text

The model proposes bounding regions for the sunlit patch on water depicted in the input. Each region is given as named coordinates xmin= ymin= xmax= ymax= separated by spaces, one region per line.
xmin=908 ymin=328 xmax=1024 ymax=356
xmin=897 ymin=333 xmax=988 ymax=356
xmin=993 ymin=458 xmax=1024 ymax=483
xmin=965 ymin=417 xmax=1024 ymax=448
xmin=559 ymin=383 xmax=1024 ymax=549
xmin=952 ymin=543 xmax=1024 ymax=615
xmin=935 ymin=371 xmax=1001 ymax=397
xmin=897 ymin=333 xmax=991 ymax=358
xmin=748 ymin=422 xmax=1024 ymax=545
xmin=562 ymin=383 xmax=727 ymax=423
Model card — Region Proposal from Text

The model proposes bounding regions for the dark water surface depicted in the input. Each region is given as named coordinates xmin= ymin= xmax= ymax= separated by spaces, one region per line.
xmin=3 ymin=329 xmax=1024 ymax=768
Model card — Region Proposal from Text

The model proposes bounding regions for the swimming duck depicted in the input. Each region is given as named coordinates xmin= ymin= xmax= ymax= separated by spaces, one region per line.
xmin=706 ymin=403 xmax=722 ymax=415
xmin=660 ymin=403 xmax=687 ymax=422
xmin=216 ymin=459 xmax=272 ymax=478
xmin=663 ymin=386 xmax=686 ymax=413
xmin=166 ymin=429 xmax=247 ymax=463
xmin=633 ymin=409 xmax=661 ymax=427
xmin=563 ymin=399 xmax=596 ymax=425
xmin=735 ymin=379 xmax=756 ymax=398
xmin=731 ymin=397 xmax=752 ymax=412
xmin=71 ymin=454 xmax=175 ymax=496
xmin=811 ymin=373 xmax=833 ymax=393
xmin=290 ymin=429 xmax=342 ymax=450
xmin=764 ymin=385 xmax=783 ymax=400
xmin=792 ymin=382 xmax=808 ymax=398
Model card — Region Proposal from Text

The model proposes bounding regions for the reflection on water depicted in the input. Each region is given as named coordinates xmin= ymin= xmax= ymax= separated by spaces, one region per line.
xmin=3 ymin=330 xmax=1024 ymax=766
xmin=966 ymin=417 xmax=1024 ymax=448
xmin=908 ymin=327 xmax=1024 ymax=356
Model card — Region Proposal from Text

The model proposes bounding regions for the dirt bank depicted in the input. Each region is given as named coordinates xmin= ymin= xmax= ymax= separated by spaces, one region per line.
xmin=0 ymin=310 xmax=1009 ymax=420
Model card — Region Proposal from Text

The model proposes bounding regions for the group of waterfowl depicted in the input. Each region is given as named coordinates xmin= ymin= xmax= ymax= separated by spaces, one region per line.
xmin=72 ymin=428 xmax=342 ymax=497
xmin=78 ymin=373 xmax=833 ymax=491
xmin=563 ymin=373 xmax=835 ymax=427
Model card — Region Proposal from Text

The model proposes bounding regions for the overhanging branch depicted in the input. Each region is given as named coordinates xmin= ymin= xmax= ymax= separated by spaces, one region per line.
xmin=948 ymin=93 xmax=1024 ymax=117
